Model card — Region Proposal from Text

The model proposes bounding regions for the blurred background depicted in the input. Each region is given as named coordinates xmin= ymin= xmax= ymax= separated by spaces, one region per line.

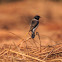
xmin=0 ymin=0 xmax=62 ymax=62
xmin=0 ymin=0 xmax=62 ymax=45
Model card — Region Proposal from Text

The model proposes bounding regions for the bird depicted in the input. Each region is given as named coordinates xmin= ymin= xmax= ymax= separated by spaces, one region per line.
xmin=29 ymin=15 xmax=41 ymax=38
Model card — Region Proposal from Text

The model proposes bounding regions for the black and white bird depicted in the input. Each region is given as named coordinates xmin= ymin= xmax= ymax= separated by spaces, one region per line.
xmin=29 ymin=15 xmax=41 ymax=38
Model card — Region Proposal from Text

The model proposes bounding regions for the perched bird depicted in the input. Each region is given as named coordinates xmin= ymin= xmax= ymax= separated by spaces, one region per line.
xmin=29 ymin=15 xmax=41 ymax=38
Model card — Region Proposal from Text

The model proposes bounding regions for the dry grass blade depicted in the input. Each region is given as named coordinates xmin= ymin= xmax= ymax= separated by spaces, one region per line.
xmin=0 ymin=50 xmax=8 ymax=57
xmin=51 ymin=42 xmax=62 ymax=47
xmin=9 ymin=31 xmax=22 ymax=39
xmin=51 ymin=58 xmax=62 ymax=61
xmin=13 ymin=41 xmax=20 ymax=52
xmin=28 ymin=33 xmax=39 ymax=49
xmin=12 ymin=41 xmax=26 ymax=60
xmin=8 ymin=49 xmax=45 ymax=62
xmin=9 ymin=31 xmax=26 ymax=46
xmin=24 ymin=40 xmax=29 ymax=55
xmin=43 ymin=48 xmax=55 ymax=60
xmin=32 ymin=39 xmax=38 ymax=49
xmin=36 ymin=32 xmax=41 ymax=52
xmin=6 ymin=56 xmax=23 ymax=61
xmin=54 ymin=46 xmax=62 ymax=52
xmin=0 ymin=50 xmax=7 ymax=55
xmin=26 ymin=37 xmax=37 ymax=48
xmin=19 ymin=31 xmax=29 ymax=46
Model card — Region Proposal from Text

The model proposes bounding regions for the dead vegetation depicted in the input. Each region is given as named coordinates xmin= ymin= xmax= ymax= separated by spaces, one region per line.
xmin=0 ymin=0 xmax=62 ymax=62
xmin=0 ymin=31 xmax=62 ymax=62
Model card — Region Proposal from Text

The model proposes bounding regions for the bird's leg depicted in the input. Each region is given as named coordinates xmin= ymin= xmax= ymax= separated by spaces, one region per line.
xmin=36 ymin=32 xmax=41 ymax=52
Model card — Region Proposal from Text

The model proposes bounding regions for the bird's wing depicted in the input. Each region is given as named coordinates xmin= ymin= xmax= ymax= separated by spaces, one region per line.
xmin=30 ymin=19 xmax=38 ymax=31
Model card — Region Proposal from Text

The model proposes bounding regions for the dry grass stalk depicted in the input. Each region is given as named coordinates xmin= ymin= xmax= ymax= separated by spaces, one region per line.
xmin=43 ymin=48 xmax=55 ymax=60
xmin=0 ymin=50 xmax=8 ymax=57
xmin=7 ymin=49 xmax=46 ymax=62
xmin=51 ymin=58 xmax=62 ymax=61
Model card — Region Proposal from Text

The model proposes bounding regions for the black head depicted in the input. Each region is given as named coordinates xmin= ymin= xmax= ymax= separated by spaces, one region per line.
xmin=34 ymin=15 xmax=40 ymax=20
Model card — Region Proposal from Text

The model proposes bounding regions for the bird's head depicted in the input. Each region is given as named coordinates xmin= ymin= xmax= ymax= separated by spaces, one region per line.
xmin=34 ymin=15 xmax=41 ymax=20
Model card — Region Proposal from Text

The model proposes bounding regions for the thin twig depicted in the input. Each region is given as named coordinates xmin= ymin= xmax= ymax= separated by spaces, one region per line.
xmin=8 ymin=49 xmax=45 ymax=62
xmin=12 ymin=41 xmax=25 ymax=60
xmin=24 ymin=40 xmax=29 ymax=55
xmin=9 ymin=32 xmax=22 ymax=39
xmin=43 ymin=48 xmax=55 ymax=60
xmin=32 ymin=39 xmax=38 ymax=49
xmin=0 ymin=50 xmax=8 ymax=57
xmin=28 ymin=33 xmax=38 ymax=49
xmin=36 ymin=32 xmax=41 ymax=52
xmin=51 ymin=58 xmax=62 ymax=61
xmin=53 ymin=46 xmax=62 ymax=53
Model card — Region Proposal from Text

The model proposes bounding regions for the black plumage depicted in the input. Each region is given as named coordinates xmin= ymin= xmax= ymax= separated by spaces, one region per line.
xmin=30 ymin=15 xmax=40 ymax=38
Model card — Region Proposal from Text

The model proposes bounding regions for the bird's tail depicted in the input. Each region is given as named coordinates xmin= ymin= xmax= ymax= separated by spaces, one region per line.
xmin=31 ymin=32 xmax=35 ymax=38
